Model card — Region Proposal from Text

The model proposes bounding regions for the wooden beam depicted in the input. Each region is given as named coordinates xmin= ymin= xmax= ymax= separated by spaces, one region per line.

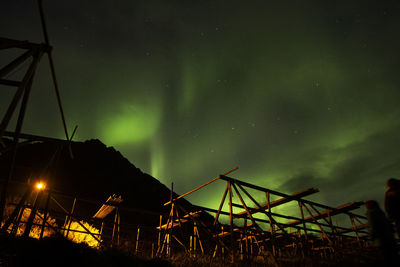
xmin=0 ymin=79 xmax=22 ymax=87
xmin=285 ymin=202 xmax=364 ymax=228
xmin=163 ymin=167 xmax=238 ymax=206
xmin=2 ymin=131 xmax=67 ymax=143
xmin=236 ymin=188 xmax=319 ymax=217
xmin=214 ymin=184 xmax=229 ymax=225
xmin=220 ymin=175 xmax=366 ymax=219
xmin=0 ymin=49 xmax=35 ymax=78
xmin=0 ymin=37 xmax=48 ymax=50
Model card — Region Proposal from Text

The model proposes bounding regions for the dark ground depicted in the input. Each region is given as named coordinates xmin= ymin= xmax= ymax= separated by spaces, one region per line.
xmin=0 ymin=234 xmax=389 ymax=267
xmin=0 ymin=234 xmax=172 ymax=267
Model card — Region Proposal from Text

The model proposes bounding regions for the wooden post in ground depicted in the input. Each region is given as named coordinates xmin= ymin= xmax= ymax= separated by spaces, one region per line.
xmin=302 ymin=203 xmax=333 ymax=247
xmin=298 ymin=201 xmax=308 ymax=241
xmin=326 ymin=210 xmax=336 ymax=247
xmin=190 ymin=235 xmax=193 ymax=256
xmin=193 ymin=232 xmax=197 ymax=256
xmin=194 ymin=222 xmax=204 ymax=254
xmin=156 ymin=205 xmax=174 ymax=256
xmin=39 ymin=190 xmax=51 ymax=239
xmin=135 ymin=227 xmax=140 ymax=255
xmin=350 ymin=216 xmax=361 ymax=247
xmin=23 ymin=188 xmax=43 ymax=237
xmin=266 ymin=192 xmax=276 ymax=256
xmin=309 ymin=204 xmax=338 ymax=244
xmin=65 ymin=197 xmax=76 ymax=238
xmin=298 ymin=201 xmax=308 ymax=255
xmin=100 ymin=221 xmax=104 ymax=239
xmin=250 ymin=235 xmax=254 ymax=257
xmin=240 ymin=233 xmax=243 ymax=260
xmin=112 ymin=207 xmax=118 ymax=246
xmin=0 ymin=49 xmax=43 ymax=224
xmin=227 ymin=179 xmax=235 ymax=263
xmin=221 ymin=225 xmax=225 ymax=260
xmin=214 ymin=186 xmax=228 ymax=225
xmin=166 ymin=233 xmax=171 ymax=257
xmin=212 ymin=244 xmax=218 ymax=258
xmin=117 ymin=209 xmax=120 ymax=246
xmin=244 ymin=218 xmax=249 ymax=260
xmin=167 ymin=183 xmax=174 ymax=257
xmin=2 ymin=187 xmax=32 ymax=234
xmin=11 ymin=205 xmax=25 ymax=235
xmin=158 ymin=215 xmax=162 ymax=250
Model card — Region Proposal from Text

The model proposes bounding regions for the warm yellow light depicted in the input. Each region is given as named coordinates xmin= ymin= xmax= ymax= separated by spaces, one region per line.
xmin=36 ymin=183 xmax=45 ymax=190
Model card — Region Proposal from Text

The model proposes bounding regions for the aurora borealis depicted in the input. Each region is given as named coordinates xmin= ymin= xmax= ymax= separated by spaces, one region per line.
xmin=1 ymin=1 xmax=400 ymax=209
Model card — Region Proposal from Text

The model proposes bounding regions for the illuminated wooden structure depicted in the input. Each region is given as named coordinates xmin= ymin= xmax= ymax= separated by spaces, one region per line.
xmin=159 ymin=169 xmax=368 ymax=263
xmin=1 ymin=181 xmax=130 ymax=249
xmin=1 ymin=169 xmax=371 ymax=265
xmin=93 ymin=194 xmax=123 ymax=246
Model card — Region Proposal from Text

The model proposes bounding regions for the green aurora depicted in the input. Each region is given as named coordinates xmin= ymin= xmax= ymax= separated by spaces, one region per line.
xmin=1 ymin=0 xmax=400 ymax=211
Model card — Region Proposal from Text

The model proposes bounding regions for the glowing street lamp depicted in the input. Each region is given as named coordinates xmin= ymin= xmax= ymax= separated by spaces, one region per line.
xmin=36 ymin=182 xmax=45 ymax=190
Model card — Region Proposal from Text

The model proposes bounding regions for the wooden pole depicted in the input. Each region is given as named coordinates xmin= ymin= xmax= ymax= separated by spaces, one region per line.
xmin=302 ymin=203 xmax=333 ymax=246
xmin=194 ymin=223 xmax=204 ymax=254
xmin=190 ymin=235 xmax=193 ymax=256
xmin=135 ymin=227 xmax=140 ymax=255
xmin=117 ymin=209 xmax=120 ymax=246
xmin=220 ymin=176 xmax=366 ymax=220
xmin=236 ymin=183 xmax=288 ymax=235
xmin=158 ymin=215 xmax=162 ymax=250
xmin=23 ymin=187 xmax=43 ymax=237
xmin=168 ymin=183 xmax=174 ymax=257
xmin=244 ymin=218 xmax=249 ymax=260
xmin=0 ymin=60 xmax=39 ymax=224
xmin=100 ymin=221 xmax=104 ymax=239
xmin=298 ymin=201 xmax=308 ymax=240
xmin=156 ymin=208 xmax=173 ymax=256
xmin=213 ymin=244 xmax=218 ymax=258
xmin=194 ymin=231 xmax=197 ymax=255
xmin=214 ymin=186 xmax=228 ymax=225
xmin=163 ymin=167 xmax=238 ymax=206
xmin=232 ymin=183 xmax=264 ymax=234
xmin=39 ymin=190 xmax=51 ymax=239
xmin=37 ymin=0 xmax=70 ymax=142
xmin=1 ymin=186 xmax=31 ymax=234
xmin=350 ymin=216 xmax=361 ymax=247
xmin=228 ymin=180 xmax=235 ymax=263
xmin=167 ymin=233 xmax=170 ymax=257
xmin=266 ymin=192 xmax=276 ymax=256
xmin=240 ymin=234 xmax=243 ymax=260
xmin=112 ymin=207 xmax=118 ymax=246
xmin=65 ymin=197 xmax=76 ymax=238
xmin=221 ymin=225 xmax=225 ymax=260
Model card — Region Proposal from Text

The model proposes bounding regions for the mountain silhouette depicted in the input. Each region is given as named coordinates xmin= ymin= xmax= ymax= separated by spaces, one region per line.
xmin=0 ymin=139 xmax=196 ymax=227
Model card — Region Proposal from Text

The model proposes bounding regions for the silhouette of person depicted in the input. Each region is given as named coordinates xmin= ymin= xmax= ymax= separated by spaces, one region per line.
xmin=385 ymin=178 xmax=400 ymax=238
xmin=366 ymin=200 xmax=398 ymax=266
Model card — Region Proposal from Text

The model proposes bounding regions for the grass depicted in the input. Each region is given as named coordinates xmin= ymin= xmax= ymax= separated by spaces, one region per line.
xmin=0 ymin=234 xmax=385 ymax=267
xmin=0 ymin=234 xmax=172 ymax=267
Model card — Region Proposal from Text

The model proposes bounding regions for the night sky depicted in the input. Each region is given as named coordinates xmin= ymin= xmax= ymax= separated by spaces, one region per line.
xmin=1 ymin=1 xmax=400 ymax=210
